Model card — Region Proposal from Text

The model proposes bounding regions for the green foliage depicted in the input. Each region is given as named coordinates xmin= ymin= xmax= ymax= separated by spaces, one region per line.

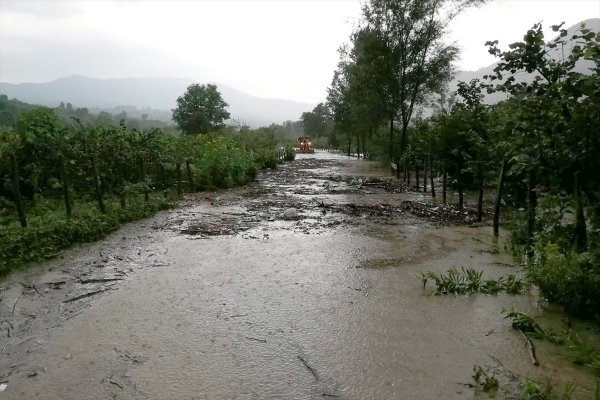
xmin=529 ymin=243 xmax=600 ymax=320
xmin=502 ymin=310 xmax=562 ymax=344
xmin=0 ymin=195 xmax=172 ymax=276
xmin=0 ymin=104 xmax=287 ymax=276
xmin=566 ymin=330 xmax=600 ymax=375
xmin=520 ymin=377 xmax=575 ymax=400
xmin=503 ymin=310 xmax=600 ymax=374
xmin=325 ymin=0 xmax=483 ymax=161
xmin=421 ymin=267 xmax=525 ymax=295
xmin=472 ymin=365 xmax=499 ymax=394
xmin=301 ymin=103 xmax=333 ymax=139
xmin=171 ymin=83 xmax=230 ymax=135
xmin=283 ymin=145 xmax=296 ymax=161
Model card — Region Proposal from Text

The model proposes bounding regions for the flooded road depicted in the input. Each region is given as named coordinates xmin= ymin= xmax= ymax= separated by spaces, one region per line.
xmin=0 ymin=152 xmax=594 ymax=399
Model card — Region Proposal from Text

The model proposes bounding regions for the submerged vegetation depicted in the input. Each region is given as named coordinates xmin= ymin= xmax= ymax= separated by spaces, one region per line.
xmin=504 ymin=310 xmax=600 ymax=376
xmin=421 ymin=267 xmax=525 ymax=295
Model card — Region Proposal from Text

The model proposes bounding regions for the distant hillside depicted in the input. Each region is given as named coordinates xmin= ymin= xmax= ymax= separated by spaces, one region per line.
xmin=450 ymin=18 xmax=599 ymax=104
xmin=0 ymin=76 xmax=316 ymax=128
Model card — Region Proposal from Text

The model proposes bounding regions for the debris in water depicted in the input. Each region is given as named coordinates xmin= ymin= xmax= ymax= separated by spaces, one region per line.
xmin=280 ymin=208 xmax=298 ymax=219
xmin=63 ymin=288 xmax=113 ymax=303
xmin=245 ymin=336 xmax=267 ymax=343
xmin=0 ymin=383 xmax=6 ymax=392
xmin=298 ymin=355 xmax=319 ymax=381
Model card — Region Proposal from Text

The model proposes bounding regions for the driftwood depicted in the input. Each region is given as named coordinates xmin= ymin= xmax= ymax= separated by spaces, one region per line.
xmin=519 ymin=330 xmax=539 ymax=366
xmin=63 ymin=288 xmax=113 ymax=303
xmin=298 ymin=356 xmax=319 ymax=381
xmin=244 ymin=336 xmax=267 ymax=343
xmin=12 ymin=294 xmax=23 ymax=314
xmin=79 ymin=278 xmax=124 ymax=284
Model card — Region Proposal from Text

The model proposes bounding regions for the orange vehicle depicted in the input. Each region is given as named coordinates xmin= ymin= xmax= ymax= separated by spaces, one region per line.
xmin=297 ymin=136 xmax=315 ymax=153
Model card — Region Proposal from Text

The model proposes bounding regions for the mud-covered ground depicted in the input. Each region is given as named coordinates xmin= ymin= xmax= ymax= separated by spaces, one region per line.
xmin=0 ymin=152 xmax=596 ymax=399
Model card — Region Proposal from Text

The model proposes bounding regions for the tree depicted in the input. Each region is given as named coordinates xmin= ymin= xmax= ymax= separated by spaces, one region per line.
xmin=301 ymin=103 xmax=331 ymax=138
xmin=172 ymin=84 xmax=230 ymax=135
xmin=360 ymin=0 xmax=484 ymax=173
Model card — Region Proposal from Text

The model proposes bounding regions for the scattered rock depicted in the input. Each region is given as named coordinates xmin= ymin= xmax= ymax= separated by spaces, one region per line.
xmin=280 ymin=208 xmax=299 ymax=220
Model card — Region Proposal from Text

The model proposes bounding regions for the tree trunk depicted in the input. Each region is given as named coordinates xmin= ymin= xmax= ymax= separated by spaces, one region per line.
xmin=186 ymin=160 xmax=194 ymax=191
xmin=11 ymin=152 xmax=27 ymax=228
xmin=423 ymin=158 xmax=427 ymax=193
xmin=574 ymin=171 xmax=587 ymax=253
xmin=346 ymin=135 xmax=351 ymax=156
xmin=477 ymin=164 xmax=484 ymax=223
xmin=140 ymin=159 xmax=149 ymax=203
xmin=527 ymin=170 xmax=537 ymax=257
xmin=493 ymin=159 xmax=507 ymax=237
xmin=176 ymin=162 xmax=182 ymax=195
xmin=389 ymin=117 xmax=395 ymax=172
xmin=477 ymin=185 xmax=484 ymax=222
xmin=442 ymin=165 xmax=447 ymax=204
xmin=415 ymin=164 xmax=420 ymax=190
xmin=119 ymin=165 xmax=127 ymax=209
xmin=120 ymin=192 xmax=127 ymax=209
xmin=160 ymin=164 xmax=167 ymax=189
xmin=59 ymin=154 xmax=72 ymax=218
xmin=92 ymin=155 xmax=106 ymax=213
xmin=429 ymin=155 xmax=436 ymax=198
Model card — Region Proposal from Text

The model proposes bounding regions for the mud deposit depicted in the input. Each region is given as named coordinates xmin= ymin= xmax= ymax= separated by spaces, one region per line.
xmin=0 ymin=152 xmax=595 ymax=399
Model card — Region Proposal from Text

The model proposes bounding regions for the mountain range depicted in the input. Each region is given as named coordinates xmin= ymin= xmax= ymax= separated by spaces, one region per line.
xmin=0 ymin=76 xmax=316 ymax=127
xmin=1 ymin=18 xmax=597 ymax=127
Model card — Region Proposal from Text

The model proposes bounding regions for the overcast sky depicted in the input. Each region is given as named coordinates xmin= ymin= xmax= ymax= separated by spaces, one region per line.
xmin=0 ymin=0 xmax=598 ymax=103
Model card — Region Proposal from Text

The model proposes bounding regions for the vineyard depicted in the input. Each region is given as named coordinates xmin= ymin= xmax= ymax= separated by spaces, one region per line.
xmin=0 ymin=107 xmax=292 ymax=276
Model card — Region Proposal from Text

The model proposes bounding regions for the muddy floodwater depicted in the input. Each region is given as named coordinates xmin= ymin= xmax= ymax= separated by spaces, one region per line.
xmin=0 ymin=152 xmax=595 ymax=399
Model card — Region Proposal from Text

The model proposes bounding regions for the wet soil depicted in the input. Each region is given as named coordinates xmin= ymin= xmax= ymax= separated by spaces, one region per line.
xmin=0 ymin=152 xmax=596 ymax=399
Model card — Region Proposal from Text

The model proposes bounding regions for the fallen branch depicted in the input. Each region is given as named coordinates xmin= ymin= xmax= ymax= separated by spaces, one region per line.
xmin=31 ymin=283 xmax=43 ymax=297
xmin=64 ymin=310 xmax=84 ymax=321
xmin=12 ymin=294 xmax=22 ymax=314
xmin=298 ymin=355 xmax=319 ymax=381
xmin=519 ymin=330 xmax=539 ymax=366
xmin=20 ymin=282 xmax=43 ymax=297
xmin=79 ymin=278 xmax=124 ymax=284
xmin=63 ymin=288 xmax=113 ymax=303
xmin=43 ymin=251 xmax=63 ymax=259
xmin=109 ymin=379 xmax=123 ymax=389
xmin=244 ymin=336 xmax=267 ymax=343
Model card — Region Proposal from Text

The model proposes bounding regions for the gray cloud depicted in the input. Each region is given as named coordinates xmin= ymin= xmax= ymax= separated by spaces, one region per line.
xmin=0 ymin=0 xmax=85 ymax=18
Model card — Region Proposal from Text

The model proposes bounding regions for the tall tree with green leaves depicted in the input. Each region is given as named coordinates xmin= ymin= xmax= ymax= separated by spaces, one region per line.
xmin=359 ymin=0 xmax=484 ymax=173
xmin=301 ymin=103 xmax=332 ymax=138
xmin=172 ymin=84 xmax=230 ymax=135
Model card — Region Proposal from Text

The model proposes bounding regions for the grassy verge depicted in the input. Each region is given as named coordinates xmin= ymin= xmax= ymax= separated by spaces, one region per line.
xmin=0 ymin=194 xmax=173 ymax=277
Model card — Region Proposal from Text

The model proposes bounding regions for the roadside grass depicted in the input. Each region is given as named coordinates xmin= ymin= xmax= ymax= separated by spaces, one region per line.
xmin=504 ymin=310 xmax=600 ymax=376
xmin=0 ymin=193 xmax=174 ymax=277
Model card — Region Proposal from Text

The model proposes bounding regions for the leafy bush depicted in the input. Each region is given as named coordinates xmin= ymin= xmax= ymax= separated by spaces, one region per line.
xmin=528 ymin=243 xmax=600 ymax=321
xmin=283 ymin=145 xmax=296 ymax=161
xmin=0 ymin=195 xmax=171 ymax=276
